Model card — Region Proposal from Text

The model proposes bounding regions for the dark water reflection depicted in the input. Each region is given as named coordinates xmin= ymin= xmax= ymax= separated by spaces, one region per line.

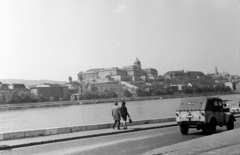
xmin=0 ymin=94 xmax=239 ymax=132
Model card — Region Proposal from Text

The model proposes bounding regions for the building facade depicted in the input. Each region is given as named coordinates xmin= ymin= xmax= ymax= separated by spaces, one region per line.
xmin=0 ymin=82 xmax=9 ymax=90
xmin=62 ymin=86 xmax=70 ymax=101
xmin=144 ymin=68 xmax=158 ymax=80
xmin=0 ymin=82 xmax=30 ymax=93
xmin=236 ymin=83 xmax=240 ymax=92
xmin=78 ymin=58 xmax=158 ymax=83
xmin=224 ymin=82 xmax=233 ymax=90
xmin=31 ymin=83 xmax=64 ymax=101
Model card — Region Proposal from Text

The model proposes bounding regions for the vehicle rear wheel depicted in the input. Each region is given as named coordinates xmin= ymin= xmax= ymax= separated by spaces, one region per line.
xmin=180 ymin=124 xmax=189 ymax=135
xmin=227 ymin=119 xmax=234 ymax=130
xmin=207 ymin=119 xmax=216 ymax=135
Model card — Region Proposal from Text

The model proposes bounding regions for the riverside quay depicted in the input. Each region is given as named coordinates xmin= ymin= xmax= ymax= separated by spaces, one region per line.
xmin=0 ymin=94 xmax=239 ymax=133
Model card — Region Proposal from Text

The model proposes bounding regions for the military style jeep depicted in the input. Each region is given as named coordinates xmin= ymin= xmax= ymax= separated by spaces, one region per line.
xmin=176 ymin=97 xmax=236 ymax=135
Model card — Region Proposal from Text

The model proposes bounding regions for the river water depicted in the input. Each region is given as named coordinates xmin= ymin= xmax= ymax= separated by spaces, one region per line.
xmin=0 ymin=94 xmax=239 ymax=132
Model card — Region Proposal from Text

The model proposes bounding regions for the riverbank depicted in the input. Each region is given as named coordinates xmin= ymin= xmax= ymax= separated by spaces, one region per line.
xmin=0 ymin=92 xmax=239 ymax=111
xmin=79 ymin=92 xmax=240 ymax=104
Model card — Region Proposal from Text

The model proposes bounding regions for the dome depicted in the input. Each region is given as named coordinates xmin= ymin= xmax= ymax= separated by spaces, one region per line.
xmin=134 ymin=58 xmax=141 ymax=67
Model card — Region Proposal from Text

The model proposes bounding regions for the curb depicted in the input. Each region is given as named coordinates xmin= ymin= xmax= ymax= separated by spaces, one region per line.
xmin=0 ymin=122 xmax=177 ymax=150
xmin=0 ymin=117 xmax=176 ymax=141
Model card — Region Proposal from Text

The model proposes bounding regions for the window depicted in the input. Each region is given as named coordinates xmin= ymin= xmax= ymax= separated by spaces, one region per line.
xmin=214 ymin=100 xmax=222 ymax=112
xmin=219 ymin=101 xmax=222 ymax=106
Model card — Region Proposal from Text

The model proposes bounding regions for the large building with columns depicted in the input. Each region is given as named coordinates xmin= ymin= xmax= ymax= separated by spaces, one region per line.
xmin=78 ymin=58 xmax=158 ymax=83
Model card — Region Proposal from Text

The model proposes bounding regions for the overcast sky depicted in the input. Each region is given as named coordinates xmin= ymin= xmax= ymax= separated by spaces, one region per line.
xmin=0 ymin=0 xmax=240 ymax=81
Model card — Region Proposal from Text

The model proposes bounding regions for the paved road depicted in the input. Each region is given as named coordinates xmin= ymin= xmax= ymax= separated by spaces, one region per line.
xmin=1 ymin=118 xmax=240 ymax=155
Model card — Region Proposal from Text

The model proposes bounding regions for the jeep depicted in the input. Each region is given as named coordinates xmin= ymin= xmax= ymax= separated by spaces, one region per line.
xmin=176 ymin=97 xmax=236 ymax=135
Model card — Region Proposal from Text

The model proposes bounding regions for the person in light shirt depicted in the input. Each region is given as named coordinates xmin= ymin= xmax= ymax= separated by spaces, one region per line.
xmin=112 ymin=102 xmax=121 ymax=130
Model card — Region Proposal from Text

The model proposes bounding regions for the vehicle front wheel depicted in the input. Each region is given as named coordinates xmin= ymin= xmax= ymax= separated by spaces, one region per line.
xmin=207 ymin=119 xmax=216 ymax=135
xmin=202 ymin=126 xmax=207 ymax=134
xmin=180 ymin=124 xmax=189 ymax=135
xmin=227 ymin=119 xmax=234 ymax=130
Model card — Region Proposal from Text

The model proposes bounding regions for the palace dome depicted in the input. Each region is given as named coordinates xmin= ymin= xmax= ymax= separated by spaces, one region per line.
xmin=134 ymin=58 xmax=141 ymax=67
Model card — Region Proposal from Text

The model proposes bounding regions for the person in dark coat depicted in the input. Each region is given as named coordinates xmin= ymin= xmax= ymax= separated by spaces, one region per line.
xmin=120 ymin=101 xmax=131 ymax=130
xmin=112 ymin=102 xmax=121 ymax=129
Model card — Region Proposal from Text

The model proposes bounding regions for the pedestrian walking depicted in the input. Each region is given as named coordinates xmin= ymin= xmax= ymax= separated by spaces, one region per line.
xmin=120 ymin=101 xmax=131 ymax=130
xmin=112 ymin=102 xmax=121 ymax=130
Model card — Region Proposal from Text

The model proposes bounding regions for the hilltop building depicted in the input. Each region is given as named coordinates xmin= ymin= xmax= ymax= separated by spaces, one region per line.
xmin=164 ymin=70 xmax=204 ymax=79
xmin=207 ymin=66 xmax=230 ymax=79
xmin=78 ymin=58 xmax=158 ymax=83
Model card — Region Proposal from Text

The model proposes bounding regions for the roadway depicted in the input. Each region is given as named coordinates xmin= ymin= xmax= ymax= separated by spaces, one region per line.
xmin=1 ymin=117 xmax=240 ymax=155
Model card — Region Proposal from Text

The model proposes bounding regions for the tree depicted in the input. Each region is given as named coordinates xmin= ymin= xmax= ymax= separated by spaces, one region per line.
xmin=104 ymin=89 xmax=117 ymax=98
xmin=91 ymin=92 xmax=99 ymax=99
xmin=38 ymin=94 xmax=47 ymax=102
xmin=152 ymin=89 xmax=165 ymax=96
xmin=223 ymin=86 xmax=231 ymax=92
xmin=54 ymin=96 xmax=59 ymax=101
xmin=164 ymin=87 xmax=174 ymax=95
xmin=198 ymin=76 xmax=216 ymax=86
xmin=19 ymin=92 xmax=32 ymax=103
xmin=50 ymin=96 xmax=54 ymax=101
xmin=164 ymin=79 xmax=171 ymax=86
xmin=98 ymin=91 xmax=107 ymax=99
xmin=139 ymin=83 xmax=149 ymax=90
xmin=183 ymin=87 xmax=193 ymax=94
xmin=0 ymin=91 xmax=36 ymax=104
xmin=214 ymin=84 xmax=231 ymax=92
xmin=8 ymin=92 xmax=21 ymax=103
xmin=81 ymin=91 xmax=92 ymax=100
xmin=90 ymin=84 xmax=98 ymax=92
xmin=193 ymin=86 xmax=204 ymax=93
xmin=78 ymin=88 xmax=117 ymax=100
xmin=0 ymin=93 xmax=6 ymax=104
xmin=151 ymin=82 xmax=164 ymax=90
xmin=136 ymin=88 xmax=151 ymax=96
xmin=123 ymin=89 xmax=132 ymax=97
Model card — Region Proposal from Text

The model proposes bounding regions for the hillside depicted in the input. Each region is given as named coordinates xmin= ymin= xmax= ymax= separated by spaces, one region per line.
xmin=0 ymin=79 xmax=67 ymax=86
xmin=96 ymin=83 xmax=127 ymax=97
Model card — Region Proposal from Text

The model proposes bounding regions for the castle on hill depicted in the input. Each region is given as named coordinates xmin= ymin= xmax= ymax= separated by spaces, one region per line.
xmin=78 ymin=58 xmax=158 ymax=83
xmin=207 ymin=66 xmax=230 ymax=78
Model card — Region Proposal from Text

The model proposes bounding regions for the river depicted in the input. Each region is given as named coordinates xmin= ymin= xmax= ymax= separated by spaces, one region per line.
xmin=0 ymin=94 xmax=239 ymax=132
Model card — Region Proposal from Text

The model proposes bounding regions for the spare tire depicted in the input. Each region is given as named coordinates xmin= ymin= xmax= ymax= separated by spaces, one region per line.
xmin=180 ymin=124 xmax=189 ymax=135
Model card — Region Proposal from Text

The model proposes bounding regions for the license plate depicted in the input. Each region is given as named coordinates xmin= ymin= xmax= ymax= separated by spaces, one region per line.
xmin=186 ymin=114 xmax=194 ymax=118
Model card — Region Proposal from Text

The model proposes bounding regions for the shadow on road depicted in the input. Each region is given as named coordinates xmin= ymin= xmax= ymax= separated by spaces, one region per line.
xmin=186 ymin=128 xmax=227 ymax=136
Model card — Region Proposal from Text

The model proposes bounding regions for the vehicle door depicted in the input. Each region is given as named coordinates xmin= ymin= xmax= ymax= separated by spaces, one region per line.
xmin=213 ymin=99 xmax=223 ymax=124
xmin=217 ymin=100 xmax=225 ymax=124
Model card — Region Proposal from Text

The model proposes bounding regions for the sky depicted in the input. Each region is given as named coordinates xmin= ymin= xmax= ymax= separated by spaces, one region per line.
xmin=0 ymin=0 xmax=240 ymax=81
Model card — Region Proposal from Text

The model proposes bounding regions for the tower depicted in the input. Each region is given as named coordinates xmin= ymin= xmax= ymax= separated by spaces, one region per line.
xmin=134 ymin=58 xmax=141 ymax=67
xmin=215 ymin=66 xmax=219 ymax=75
xmin=68 ymin=76 xmax=72 ymax=84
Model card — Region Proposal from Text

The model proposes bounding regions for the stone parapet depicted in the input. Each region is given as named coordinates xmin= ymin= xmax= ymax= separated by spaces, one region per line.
xmin=0 ymin=117 xmax=176 ymax=141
